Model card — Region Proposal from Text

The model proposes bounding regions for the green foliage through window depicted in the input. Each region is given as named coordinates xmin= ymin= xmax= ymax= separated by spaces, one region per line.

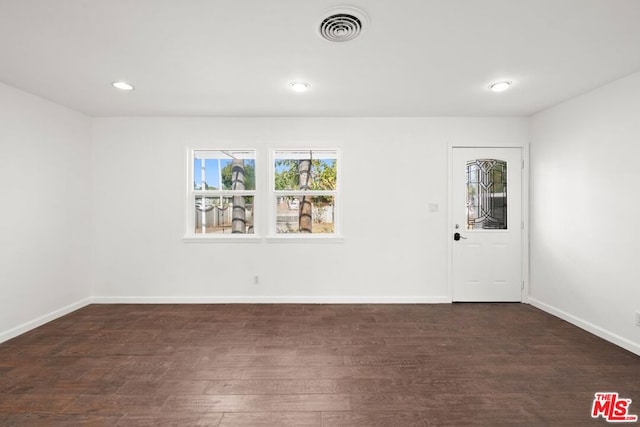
xmin=274 ymin=159 xmax=336 ymax=191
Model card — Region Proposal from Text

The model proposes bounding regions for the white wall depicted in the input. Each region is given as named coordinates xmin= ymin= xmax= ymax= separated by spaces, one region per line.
xmin=0 ymin=83 xmax=92 ymax=342
xmin=91 ymin=117 xmax=528 ymax=302
xmin=530 ymin=72 xmax=640 ymax=355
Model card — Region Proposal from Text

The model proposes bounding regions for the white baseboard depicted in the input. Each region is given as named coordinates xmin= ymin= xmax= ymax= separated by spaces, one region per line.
xmin=91 ymin=295 xmax=451 ymax=304
xmin=0 ymin=297 xmax=93 ymax=344
xmin=528 ymin=298 xmax=640 ymax=357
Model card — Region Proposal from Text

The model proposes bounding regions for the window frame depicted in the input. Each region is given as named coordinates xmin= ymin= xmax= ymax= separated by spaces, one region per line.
xmin=184 ymin=147 xmax=261 ymax=242
xmin=267 ymin=148 xmax=343 ymax=242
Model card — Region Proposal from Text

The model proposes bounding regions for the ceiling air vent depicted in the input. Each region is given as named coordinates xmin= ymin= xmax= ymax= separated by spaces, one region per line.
xmin=319 ymin=7 xmax=369 ymax=42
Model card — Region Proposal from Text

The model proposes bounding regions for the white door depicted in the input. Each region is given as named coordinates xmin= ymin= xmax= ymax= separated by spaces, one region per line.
xmin=452 ymin=147 xmax=522 ymax=302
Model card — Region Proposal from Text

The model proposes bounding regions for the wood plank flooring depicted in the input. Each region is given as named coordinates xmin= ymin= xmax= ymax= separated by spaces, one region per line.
xmin=0 ymin=303 xmax=638 ymax=426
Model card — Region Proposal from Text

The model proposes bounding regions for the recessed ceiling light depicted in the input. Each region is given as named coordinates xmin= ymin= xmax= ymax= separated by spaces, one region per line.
xmin=289 ymin=81 xmax=311 ymax=93
xmin=489 ymin=81 xmax=511 ymax=92
xmin=112 ymin=81 xmax=135 ymax=91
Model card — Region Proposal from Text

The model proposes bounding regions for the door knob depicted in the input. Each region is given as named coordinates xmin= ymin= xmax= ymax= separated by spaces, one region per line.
xmin=454 ymin=232 xmax=467 ymax=241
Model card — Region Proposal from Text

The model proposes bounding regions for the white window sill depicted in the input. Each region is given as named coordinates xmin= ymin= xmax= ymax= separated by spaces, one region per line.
xmin=183 ymin=235 xmax=344 ymax=244
xmin=183 ymin=235 xmax=262 ymax=243
xmin=265 ymin=235 xmax=344 ymax=243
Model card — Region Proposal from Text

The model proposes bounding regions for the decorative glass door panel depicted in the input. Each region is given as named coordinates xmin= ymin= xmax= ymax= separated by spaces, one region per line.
xmin=466 ymin=159 xmax=507 ymax=230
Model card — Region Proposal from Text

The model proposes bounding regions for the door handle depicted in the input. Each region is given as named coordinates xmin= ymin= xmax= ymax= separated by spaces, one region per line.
xmin=454 ymin=232 xmax=467 ymax=241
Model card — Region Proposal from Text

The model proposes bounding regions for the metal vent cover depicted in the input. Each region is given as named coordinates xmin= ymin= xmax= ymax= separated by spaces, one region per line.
xmin=319 ymin=7 xmax=369 ymax=42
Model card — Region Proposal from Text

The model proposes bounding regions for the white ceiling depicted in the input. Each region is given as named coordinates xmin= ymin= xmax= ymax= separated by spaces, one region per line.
xmin=1 ymin=0 xmax=639 ymax=117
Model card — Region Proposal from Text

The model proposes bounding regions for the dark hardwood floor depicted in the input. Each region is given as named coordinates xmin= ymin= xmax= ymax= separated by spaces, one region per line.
xmin=0 ymin=303 xmax=638 ymax=426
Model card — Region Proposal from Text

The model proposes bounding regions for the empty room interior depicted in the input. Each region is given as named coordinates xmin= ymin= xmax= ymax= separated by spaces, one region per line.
xmin=1 ymin=1 xmax=639 ymax=426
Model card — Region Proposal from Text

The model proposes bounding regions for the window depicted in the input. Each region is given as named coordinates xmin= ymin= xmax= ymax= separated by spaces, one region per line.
xmin=187 ymin=149 xmax=257 ymax=238
xmin=272 ymin=149 xmax=339 ymax=236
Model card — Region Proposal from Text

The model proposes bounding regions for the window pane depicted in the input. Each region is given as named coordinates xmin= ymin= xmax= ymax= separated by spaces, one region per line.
xmin=466 ymin=159 xmax=507 ymax=230
xmin=275 ymin=196 xmax=335 ymax=234
xmin=195 ymin=196 xmax=254 ymax=234
xmin=193 ymin=150 xmax=256 ymax=191
xmin=274 ymin=150 xmax=337 ymax=191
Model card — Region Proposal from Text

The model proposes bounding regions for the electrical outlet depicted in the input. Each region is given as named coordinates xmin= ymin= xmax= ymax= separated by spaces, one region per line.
xmin=636 ymin=311 xmax=640 ymax=327
xmin=253 ymin=275 xmax=259 ymax=285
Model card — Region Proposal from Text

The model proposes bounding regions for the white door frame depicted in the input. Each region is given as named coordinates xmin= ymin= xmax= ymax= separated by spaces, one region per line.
xmin=447 ymin=142 xmax=530 ymax=303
